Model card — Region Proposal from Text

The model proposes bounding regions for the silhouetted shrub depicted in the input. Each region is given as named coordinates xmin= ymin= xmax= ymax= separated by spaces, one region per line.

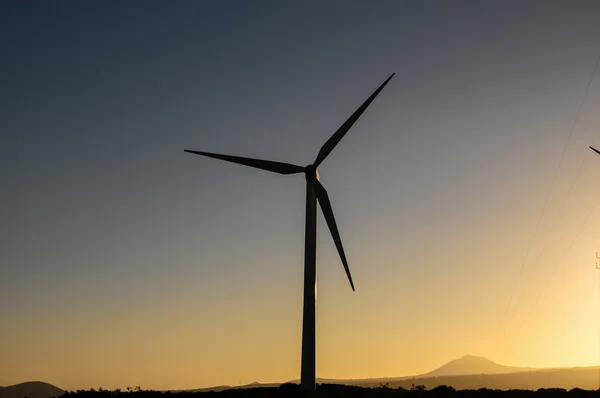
xmin=54 ymin=384 xmax=600 ymax=398
xmin=432 ymin=385 xmax=456 ymax=394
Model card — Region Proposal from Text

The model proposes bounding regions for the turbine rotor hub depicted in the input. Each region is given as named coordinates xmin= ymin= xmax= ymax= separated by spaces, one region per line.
xmin=304 ymin=165 xmax=319 ymax=181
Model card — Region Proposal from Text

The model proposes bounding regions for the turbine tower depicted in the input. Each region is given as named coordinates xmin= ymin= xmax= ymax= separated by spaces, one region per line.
xmin=185 ymin=73 xmax=395 ymax=391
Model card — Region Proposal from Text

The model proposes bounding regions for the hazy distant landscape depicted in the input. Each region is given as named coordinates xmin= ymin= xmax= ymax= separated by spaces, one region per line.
xmin=4 ymin=356 xmax=600 ymax=398
xmin=183 ymin=356 xmax=600 ymax=392
xmin=3 ymin=2 xmax=600 ymax=398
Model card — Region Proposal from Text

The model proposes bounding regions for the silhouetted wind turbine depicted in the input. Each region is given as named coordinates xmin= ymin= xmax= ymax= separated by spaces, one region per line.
xmin=590 ymin=146 xmax=600 ymax=155
xmin=185 ymin=73 xmax=395 ymax=391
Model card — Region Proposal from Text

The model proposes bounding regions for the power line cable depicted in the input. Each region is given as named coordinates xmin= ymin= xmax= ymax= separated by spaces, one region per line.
xmin=497 ymin=126 xmax=600 ymax=354
xmin=513 ymin=193 xmax=600 ymax=340
xmin=507 ymin=126 xmax=600 ymax=324
xmin=493 ymin=50 xmax=600 ymax=350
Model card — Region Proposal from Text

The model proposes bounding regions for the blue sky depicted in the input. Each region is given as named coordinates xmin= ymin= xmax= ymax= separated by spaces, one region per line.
xmin=2 ymin=0 xmax=600 ymax=390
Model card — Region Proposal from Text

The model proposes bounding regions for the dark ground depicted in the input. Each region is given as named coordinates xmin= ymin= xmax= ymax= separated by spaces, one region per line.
xmin=59 ymin=384 xmax=600 ymax=398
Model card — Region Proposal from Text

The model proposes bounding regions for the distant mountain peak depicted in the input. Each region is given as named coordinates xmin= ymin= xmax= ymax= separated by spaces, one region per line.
xmin=452 ymin=355 xmax=499 ymax=365
xmin=424 ymin=355 xmax=530 ymax=377
xmin=460 ymin=354 xmax=484 ymax=359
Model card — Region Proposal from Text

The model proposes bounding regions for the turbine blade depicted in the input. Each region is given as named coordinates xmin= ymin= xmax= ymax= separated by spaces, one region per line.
xmin=313 ymin=73 xmax=395 ymax=167
xmin=590 ymin=146 xmax=600 ymax=156
xmin=313 ymin=180 xmax=355 ymax=291
xmin=184 ymin=150 xmax=305 ymax=175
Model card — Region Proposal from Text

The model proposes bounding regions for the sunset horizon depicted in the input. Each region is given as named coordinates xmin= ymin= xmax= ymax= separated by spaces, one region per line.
xmin=4 ymin=354 xmax=600 ymax=391
xmin=2 ymin=0 xmax=600 ymax=394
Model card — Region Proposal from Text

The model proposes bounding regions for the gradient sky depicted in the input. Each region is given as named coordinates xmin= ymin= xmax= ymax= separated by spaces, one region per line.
xmin=2 ymin=0 xmax=600 ymax=391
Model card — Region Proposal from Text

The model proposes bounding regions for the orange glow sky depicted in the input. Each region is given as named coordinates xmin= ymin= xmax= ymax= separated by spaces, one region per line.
xmin=2 ymin=1 xmax=600 ymax=391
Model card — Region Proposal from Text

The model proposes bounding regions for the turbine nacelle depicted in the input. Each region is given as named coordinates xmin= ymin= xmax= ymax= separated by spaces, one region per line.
xmin=304 ymin=165 xmax=320 ymax=181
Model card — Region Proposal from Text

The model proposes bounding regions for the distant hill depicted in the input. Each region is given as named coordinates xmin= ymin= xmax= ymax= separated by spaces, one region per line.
xmin=0 ymin=382 xmax=64 ymax=398
xmin=183 ymin=382 xmax=282 ymax=393
xmin=10 ymin=356 xmax=599 ymax=394
xmin=422 ymin=355 xmax=533 ymax=377
xmin=356 ymin=367 xmax=600 ymax=391
xmin=195 ymin=367 xmax=600 ymax=392
xmin=189 ymin=355 xmax=598 ymax=392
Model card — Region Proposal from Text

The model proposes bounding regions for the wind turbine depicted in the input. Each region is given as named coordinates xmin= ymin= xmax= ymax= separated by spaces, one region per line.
xmin=590 ymin=146 xmax=600 ymax=155
xmin=185 ymin=73 xmax=395 ymax=391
